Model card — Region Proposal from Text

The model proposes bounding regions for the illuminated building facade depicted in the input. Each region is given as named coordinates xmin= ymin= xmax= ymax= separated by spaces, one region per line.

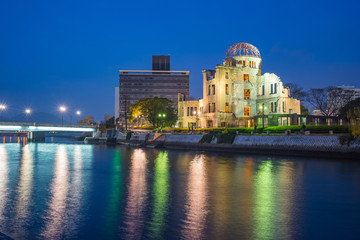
xmin=116 ymin=56 xmax=189 ymax=125
xmin=178 ymin=43 xmax=301 ymax=128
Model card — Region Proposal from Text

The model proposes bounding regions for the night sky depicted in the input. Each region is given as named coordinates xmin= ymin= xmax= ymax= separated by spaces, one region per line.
xmin=1 ymin=0 xmax=359 ymax=121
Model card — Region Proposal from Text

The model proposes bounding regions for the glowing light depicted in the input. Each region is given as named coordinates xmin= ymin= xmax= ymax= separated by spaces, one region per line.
xmin=158 ymin=114 xmax=161 ymax=117
xmin=25 ymin=109 xmax=31 ymax=114
xmin=28 ymin=126 xmax=95 ymax=132
xmin=59 ymin=106 xmax=66 ymax=112
xmin=0 ymin=125 xmax=22 ymax=131
xmin=0 ymin=105 xmax=6 ymax=110
xmin=76 ymin=111 xmax=81 ymax=115
xmin=162 ymin=114 xmax=165 ymax=117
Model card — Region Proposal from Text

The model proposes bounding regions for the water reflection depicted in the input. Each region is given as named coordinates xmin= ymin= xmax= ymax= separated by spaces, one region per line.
xmin=123 ymin=149 xmax=148 ymax=239
xmin=181 ymin=154 xmax=208 ymax=240
xmin=14 ymin=145 xmax=34 ymax=238
xmin=66 ymin=145 xmax=84 ymax=237
xmin=148 ymin=151 xmax=169 ymax=239
xmin=277 ymin=162 xmax=300 ymax=239
xmin=0 ymin=145 xmax=9 ymax=227
xmin=106 ymin=151 xmax=123 ymax=237
xmin=41 ymin=145 xmax=70 ymax=239
xmin=254 ymin=160 xmax=276 ymax=240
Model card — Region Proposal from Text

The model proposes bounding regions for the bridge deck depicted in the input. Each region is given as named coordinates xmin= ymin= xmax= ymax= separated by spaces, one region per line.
xmin=0 ymin=122 xmax=97 ymax=132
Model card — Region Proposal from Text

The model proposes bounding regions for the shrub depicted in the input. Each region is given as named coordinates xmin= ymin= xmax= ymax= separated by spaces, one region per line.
xmin=339 ymin=134 xmax=356 ymax=146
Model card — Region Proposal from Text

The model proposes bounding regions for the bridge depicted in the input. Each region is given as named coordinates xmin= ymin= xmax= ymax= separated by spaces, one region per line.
xmin=0 ymin=122 xmax=97 ymax=142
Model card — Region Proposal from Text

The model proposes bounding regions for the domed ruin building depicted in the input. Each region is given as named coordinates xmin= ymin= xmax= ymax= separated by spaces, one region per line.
xmin=177 ymin=43 xmax=301 ymax=128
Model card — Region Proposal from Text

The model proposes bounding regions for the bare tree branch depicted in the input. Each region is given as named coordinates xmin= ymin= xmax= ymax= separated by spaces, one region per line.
xmin=307 ymin=87 xmax=356 ymax=116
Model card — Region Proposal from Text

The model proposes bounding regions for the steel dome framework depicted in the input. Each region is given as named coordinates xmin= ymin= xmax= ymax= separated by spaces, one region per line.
xmin=225 ymin=43 xmax=261 ymax=59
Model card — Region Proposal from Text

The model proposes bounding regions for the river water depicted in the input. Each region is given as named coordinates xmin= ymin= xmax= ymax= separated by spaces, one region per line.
xmin=0 ymin=143 xmax=359 ymax=240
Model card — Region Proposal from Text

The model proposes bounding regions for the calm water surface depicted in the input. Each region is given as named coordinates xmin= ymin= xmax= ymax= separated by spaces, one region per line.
xmin=0 ymin=143 xmax=359 ymax=240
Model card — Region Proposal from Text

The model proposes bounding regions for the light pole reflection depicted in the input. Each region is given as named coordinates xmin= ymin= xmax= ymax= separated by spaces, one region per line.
xmin=14 ymin=145 xmax=34 ymax=238
xmin=254 ymin=161 xmax=275 ymax=240
xmin=123 ymin=149 xmax=148 ymax=239
xmin=181 ymin=154 xmax=208 ymax=240
xmin=148 ymin=151 xmax=169 ymax=239
xmin=105 ymin=151 xmax=123 ymax=237
xmin=41 ymin=145 xmax=69 ymax=239
xmin=0 ymin=145 xmax=9 ymax=226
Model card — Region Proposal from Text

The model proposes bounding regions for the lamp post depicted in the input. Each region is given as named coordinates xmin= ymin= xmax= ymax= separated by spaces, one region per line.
xmin=158 ymin=113 xmax=166 ymax=132
xmin=25 ymin=109 xmax=31 ymax=122
xmin=193 ymin=110 xmax=200 ymax=129
xmin=0 ymin=105 xmax=6 ymax=122
xmin=259 ymin=105 xmax=267 ymax=128
xmin=59 ymin=106 xmax=66 ymax=126
xmin=76 ymin=111 xmax=81 ymax=125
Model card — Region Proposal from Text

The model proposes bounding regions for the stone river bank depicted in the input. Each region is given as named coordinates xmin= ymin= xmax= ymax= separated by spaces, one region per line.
xmin=85 ymin=131 xmax=360 ymax=159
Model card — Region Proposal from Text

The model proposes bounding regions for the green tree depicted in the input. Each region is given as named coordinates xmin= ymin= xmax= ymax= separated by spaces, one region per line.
xmin=347 ymin=107 xmax=360 ymax=138
xmin=339 ymin=98 xmax=360 ymax=118
xmin=301 ymin=104 xmax=310 ymax=115
xmin=106 ymin=116 xmax=115 ymax=129
xmin=128 ymin=97 xmax=177 ymax=128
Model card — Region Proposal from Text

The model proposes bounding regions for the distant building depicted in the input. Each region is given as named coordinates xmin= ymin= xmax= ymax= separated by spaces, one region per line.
xmin=104 ymin=114 xmax=113 ymax=123
xmin=178 ymin=42 xmax=301 ymax=128
xmin=115 ymin=87 xmax=119 ymax=122
xmin=116 ymin=55 xmax=189 ymax=125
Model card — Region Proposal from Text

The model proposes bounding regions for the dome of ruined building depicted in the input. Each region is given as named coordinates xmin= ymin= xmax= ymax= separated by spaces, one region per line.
xmin=225 ymin=42 xmax=261 ymax=59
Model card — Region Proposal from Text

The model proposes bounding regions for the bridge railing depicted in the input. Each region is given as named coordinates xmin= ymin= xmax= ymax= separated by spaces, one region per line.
xmin=0 ymin=122 xmax=97 ymax=128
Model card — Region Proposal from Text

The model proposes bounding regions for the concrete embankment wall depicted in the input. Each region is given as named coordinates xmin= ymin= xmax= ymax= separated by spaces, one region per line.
xmin=163 ymin=134 xmax=360 ymax=159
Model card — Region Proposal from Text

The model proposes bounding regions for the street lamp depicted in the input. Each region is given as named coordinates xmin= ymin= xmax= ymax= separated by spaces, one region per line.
xmin=0 ymin=104 xmax=6 ymax=122
xmin=25 ymin=109 xmax=31 ymax=122
xmin=259 ymin=105 xmax=267 ymax=128
xmin=76 ymin=111 xmax=81 ymax=125
xmin=158 ymin=113 xmax=166 ymax=132
xmin=193 ymin=110 xmax=200 ymax=129
xmin=59 ymin=106 xmax=66 ymax=125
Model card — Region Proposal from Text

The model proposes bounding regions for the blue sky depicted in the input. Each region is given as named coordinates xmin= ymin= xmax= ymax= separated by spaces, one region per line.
xmin=1 ymin=0 xmax=359 ymax=121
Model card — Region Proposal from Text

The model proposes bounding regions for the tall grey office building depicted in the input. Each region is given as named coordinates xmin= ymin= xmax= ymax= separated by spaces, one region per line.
xmin=116 ymin=55 xmax=189 ymax=125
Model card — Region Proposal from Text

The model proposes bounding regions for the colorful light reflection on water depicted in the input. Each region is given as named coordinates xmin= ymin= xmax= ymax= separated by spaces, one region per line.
xmin=0 ymin=143 xmax=359 ymax=239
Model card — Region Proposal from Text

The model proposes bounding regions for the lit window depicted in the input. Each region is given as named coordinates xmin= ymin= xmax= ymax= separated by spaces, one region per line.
xmin=244 ymin=74 xmax=249 ymax=81
xmin=243 ymin=61 xmax=245 ymax=67
xmin=244 ymin=89 xmax=250 ymax=99
xmin=225 ymin=84 xmax=229 ymax=95
xmin=244 ymin=107 xmax=251 ymax=116
xmin=225 ymin=102 xmax=229 ymax=113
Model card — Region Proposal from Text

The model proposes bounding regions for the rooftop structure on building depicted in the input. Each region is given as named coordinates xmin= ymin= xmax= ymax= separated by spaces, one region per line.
xmin=115 ymin=55 xmax=189 ymax=125
xmin=178 ymin=42 xmax=301 ymax=128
